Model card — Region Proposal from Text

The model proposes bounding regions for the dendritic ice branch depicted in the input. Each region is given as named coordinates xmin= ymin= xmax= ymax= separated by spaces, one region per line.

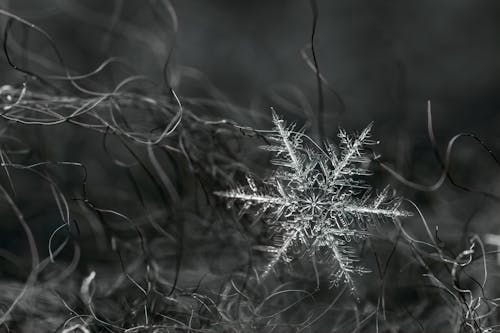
xmin=215 ymin=111 xmax=411 ymax=292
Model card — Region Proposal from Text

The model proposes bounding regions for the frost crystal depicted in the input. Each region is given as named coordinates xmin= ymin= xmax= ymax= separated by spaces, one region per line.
xmin=216 ymin=111 xmax=410 ymax=292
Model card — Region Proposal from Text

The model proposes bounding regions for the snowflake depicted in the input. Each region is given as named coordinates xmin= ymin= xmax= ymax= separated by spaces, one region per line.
xmin=216 ymin=111 xmax=411 ymax=292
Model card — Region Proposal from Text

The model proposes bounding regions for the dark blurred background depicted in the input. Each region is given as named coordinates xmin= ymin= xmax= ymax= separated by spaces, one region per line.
xmin=2 ymin=0 xmax=500 ymax=181
xmin=0 ymin=1 xmax=500 ymax=331
xmin=2 ymin=0 xmax=500 ymax=128
xmin=4 ymin=0 xmax=499 ymax=210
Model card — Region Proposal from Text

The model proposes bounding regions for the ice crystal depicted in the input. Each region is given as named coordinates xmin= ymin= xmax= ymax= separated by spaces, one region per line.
xmin=216 ymin=111 xmax=411 ymax=291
